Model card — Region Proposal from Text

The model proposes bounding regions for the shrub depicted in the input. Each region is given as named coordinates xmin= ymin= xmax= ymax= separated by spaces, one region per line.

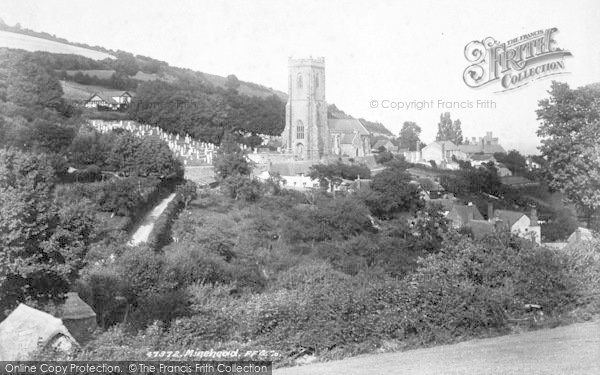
xmin=220 ymin=176 xmax=263 ymax=201
xmin=402 ymin=235 xmax=581 ymax=344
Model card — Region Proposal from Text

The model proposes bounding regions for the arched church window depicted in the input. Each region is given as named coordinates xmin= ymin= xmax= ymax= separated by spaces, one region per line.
xmin=296 ymin=120 xmax=304 ymax=139
xmin=314 ymin=73 xmax=319 ymax=88
xmin=297 ymin=73 xmax=303 ymax=88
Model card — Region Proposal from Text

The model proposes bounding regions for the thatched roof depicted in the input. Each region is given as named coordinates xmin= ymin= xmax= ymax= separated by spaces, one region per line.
xmin=0 ymin=304 xmax=77 ymax=360
xmin=59 ymin=292 xmax=96 ymax=320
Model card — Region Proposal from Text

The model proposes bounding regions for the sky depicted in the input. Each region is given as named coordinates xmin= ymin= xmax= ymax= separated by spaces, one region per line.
xmin=1 ymin=0 xmax=599 ymax=154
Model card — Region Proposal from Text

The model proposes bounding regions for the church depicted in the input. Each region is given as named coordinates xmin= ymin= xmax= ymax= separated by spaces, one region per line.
xmin=281 ymin=57 xmax=370 ymax=160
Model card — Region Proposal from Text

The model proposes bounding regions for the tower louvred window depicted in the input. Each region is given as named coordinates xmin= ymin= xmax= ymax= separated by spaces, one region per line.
xmin=296 ymin=120 xmax=304 ymax=139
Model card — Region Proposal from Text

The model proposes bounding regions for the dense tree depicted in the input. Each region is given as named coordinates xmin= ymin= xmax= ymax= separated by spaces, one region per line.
xmin=309 ymin=161 xmax=370 ymax=193
xmin=1 ymin=53 xmax=64 ymax=109
xmin=105 ymin=131 xmax=182 ymax=178
xmin=362 ymin=162 xmax=423 ymax=219
xmin=29 ymin=118 xmax=76 ymax=155
xmin=494 ymin=150 xmax=527 ymax=175
xmin=398 ymin=121 xmax=423 ymax=150
xmin=435 ymin=112 xmax=463 ymax=145
xmin=213 ymin=139 xmax=251 ymax=180
xmin=375 ymin=150 xmax=394 ymax=164
xmin=0 ymin=150 xmax=92 ymax=315
xmin=130 ymin=80 xmax=285 ymax=145
xmin=536 ymin=81 xmax=600 ymax=227
xmin=112 ymin=51 xmax=139 ymax=76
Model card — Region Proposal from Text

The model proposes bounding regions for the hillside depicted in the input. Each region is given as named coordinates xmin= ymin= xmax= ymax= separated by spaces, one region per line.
xmin=0 ymin=28 xmax=285 ymax=101
xmin=0 ymin=30 xmax=114 ymax=60
xmin=0 ymin=24 xmax=391 ymax=136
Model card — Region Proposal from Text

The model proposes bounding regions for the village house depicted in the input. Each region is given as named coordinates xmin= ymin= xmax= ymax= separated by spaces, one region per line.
xmin=464 ymin=203 xmax=541 ymax=244
xmin=84 ymin=91 xmax=134 ymax=110
xmin=446 ymin=203 xmax=485 ymax=228
xmin=468 ymin=153 xmax=496 ymax=166
xmin=403 ymin=140 xmax=466 ymax=168
xmin=526 ymin=157 xmax=542 ymax=170
xmin=496 ymin=164 xmax=513 ymax=177
xmin=420 ymin=141 xmax=466 ymax=167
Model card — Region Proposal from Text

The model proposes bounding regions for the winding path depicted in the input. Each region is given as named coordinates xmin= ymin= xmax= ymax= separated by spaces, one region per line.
xmin=128 ymin=193 xmax=176 ymax=246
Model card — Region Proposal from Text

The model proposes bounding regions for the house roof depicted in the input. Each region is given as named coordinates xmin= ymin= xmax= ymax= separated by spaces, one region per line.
xmin=269 ymin=161 xmax=316 ymax=176
xmin=422 ymin=141 xmax=460 ymax=152
xmin=493 ymin=209 xmax=526 ymax=228
xmin=448 ymin=204 xmax=484 ymax=223
xmin=437 ymin=141 xmax=460 ymax=151
xmin=469 ymin=154 xmax=495 ymax=161
xmin=458 ymin=144 xmax=506 ymax=155
xmin=329 ymin=118 xmax=369 ymax=136
xmin=567 ymin=227 xmax=594 ymax=245
xmin=0 ymin=304 xmax=77 ymax=360
xmin=85 ymin=91 xmax=133 ymax=105
xmin=58 ymin=292 xmax=96 ymax=320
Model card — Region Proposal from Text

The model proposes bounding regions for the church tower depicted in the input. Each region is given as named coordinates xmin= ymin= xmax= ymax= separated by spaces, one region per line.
xmin=283 ymin=57 xmax=329 ymax=160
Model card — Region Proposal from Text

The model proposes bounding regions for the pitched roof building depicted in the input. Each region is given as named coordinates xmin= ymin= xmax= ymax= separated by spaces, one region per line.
xmin=84 ymin=91 xmax=134 ymax=110
xmin=0 ymin=304 xmax=78 ymax=360
xmin=446 ymin=203 xmax=484 ymax=228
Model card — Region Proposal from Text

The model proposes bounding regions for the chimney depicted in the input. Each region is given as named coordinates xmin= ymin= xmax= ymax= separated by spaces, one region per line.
xmin=487 ymin=202 xmax=494 ymax=222
xmin=494 ymin=219 xmax=506 ymax=232
xmin=530 ymin=207 xmax=538 ymax=226
xmin=441 ymin=142 xmax=446 ymax=160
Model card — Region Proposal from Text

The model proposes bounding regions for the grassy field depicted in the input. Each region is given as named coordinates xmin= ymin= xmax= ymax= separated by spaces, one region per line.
xmin=0 ymin=30 xmax=113 ymax=60
xmin=65 ymin=69 xmax=116 ymax=79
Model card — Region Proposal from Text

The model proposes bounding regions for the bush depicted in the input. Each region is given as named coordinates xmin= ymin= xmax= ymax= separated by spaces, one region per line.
xmin=402 ymin=236 xmax=580 ymax=344
xmin=220 ymin=176 xmax=263 ymax=201
xmin=282 ymin=196 xmax=374 ymax=243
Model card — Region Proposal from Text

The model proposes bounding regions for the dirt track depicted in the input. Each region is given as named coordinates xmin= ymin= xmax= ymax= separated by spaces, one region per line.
xmin=274 ymin=320 xmax=600 ymax=375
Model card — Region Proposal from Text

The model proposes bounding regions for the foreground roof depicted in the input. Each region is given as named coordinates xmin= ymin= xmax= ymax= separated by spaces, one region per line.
xmin=0 ymin=304 xmax=77 ymax=360
xmin=269 ymin=161 xmax=316 ymax=176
